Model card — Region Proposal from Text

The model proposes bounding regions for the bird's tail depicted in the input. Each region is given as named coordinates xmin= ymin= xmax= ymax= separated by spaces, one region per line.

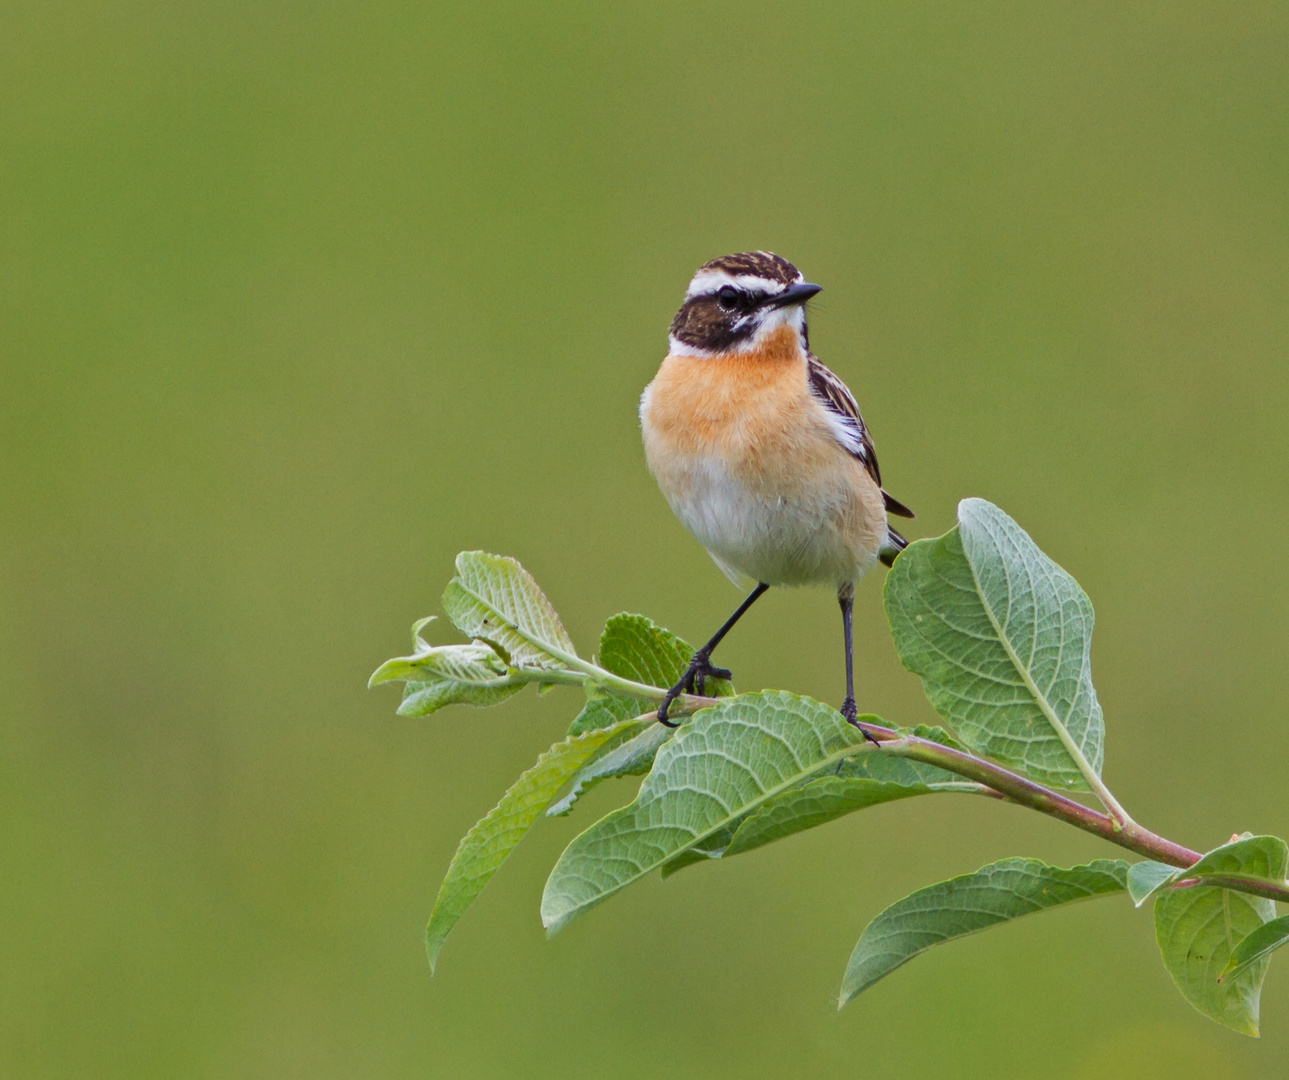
xmin=879 ymin=526 xmax=908 ymax=568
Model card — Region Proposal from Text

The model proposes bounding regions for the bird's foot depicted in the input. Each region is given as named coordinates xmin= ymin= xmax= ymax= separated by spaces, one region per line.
xmin=841 ymin=695 xmax=881 ymax=747
xmin=657 ymin=651 xmax=731 ymax=726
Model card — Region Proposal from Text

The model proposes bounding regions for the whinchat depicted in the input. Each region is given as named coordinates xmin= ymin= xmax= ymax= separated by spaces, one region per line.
xmin=640 ymin=251 xmax=913 ymax=730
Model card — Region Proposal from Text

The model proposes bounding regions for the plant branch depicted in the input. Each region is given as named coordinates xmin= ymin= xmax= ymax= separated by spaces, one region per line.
xmin=847 ymin=721 xmax=1289 ymax=904
xmin=855 ymin=720 xmax=1191 ymax=860
xmin=607 ymin=682 xmax=1287 ymax=904
xmin=553 ymin=656 xmax=722 ymax=717
xmin=1169 ymin=875 xmax=1289 ymax=905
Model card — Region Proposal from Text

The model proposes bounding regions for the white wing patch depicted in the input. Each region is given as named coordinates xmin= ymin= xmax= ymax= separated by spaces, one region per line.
xmin=805 ymin=356 xmax=876 ymax=473
xmin=818 ymin=405 xmax=868 ymax=461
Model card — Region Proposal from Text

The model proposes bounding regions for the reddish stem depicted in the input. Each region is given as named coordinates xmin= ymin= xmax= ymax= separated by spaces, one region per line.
xmin=855 ymin=721 xmax=1289 ymax=904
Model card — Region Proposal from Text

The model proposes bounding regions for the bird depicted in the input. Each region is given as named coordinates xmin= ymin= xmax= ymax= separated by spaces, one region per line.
xmin=639 ymin=251 xmax=913 ymax=732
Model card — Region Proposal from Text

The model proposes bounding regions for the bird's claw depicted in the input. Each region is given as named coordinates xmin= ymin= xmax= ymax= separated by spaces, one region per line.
xmin=657 ymin=652 xmax=731 ymax=726
xmin=841 ymin=696 xmax=881 ymax=747
xmin=692 ymin=662 xmax=731 ymax=696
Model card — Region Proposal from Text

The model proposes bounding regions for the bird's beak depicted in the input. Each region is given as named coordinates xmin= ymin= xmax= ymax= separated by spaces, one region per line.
xmin=766 ymin=282 xmax=823 ymax=308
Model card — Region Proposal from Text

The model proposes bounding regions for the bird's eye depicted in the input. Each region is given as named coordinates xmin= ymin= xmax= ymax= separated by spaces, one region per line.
xmin=717 ymin=286 xmax=741 ymax=311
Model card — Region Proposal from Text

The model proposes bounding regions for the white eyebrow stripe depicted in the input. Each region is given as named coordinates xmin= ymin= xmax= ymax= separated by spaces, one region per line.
xmin=683 ymin=270 xmax=801 ymax=300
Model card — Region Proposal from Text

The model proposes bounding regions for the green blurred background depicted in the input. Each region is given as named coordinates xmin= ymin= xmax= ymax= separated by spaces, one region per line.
xmin=3 ymin=2 xmax=1287 ymax=1076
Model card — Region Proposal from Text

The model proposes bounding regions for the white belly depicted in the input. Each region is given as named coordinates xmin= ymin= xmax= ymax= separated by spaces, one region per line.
xmin=654 ymin=451 xmax=882 ymax=588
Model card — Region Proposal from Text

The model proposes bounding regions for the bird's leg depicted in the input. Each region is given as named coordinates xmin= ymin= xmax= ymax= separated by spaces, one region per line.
xmin=657 ymin=582 xmax=769 ymax=726
xmin=838 ymin=584 xmax=857 ymax=722
xmin=839 ymin=584 xmax=880 ymax=747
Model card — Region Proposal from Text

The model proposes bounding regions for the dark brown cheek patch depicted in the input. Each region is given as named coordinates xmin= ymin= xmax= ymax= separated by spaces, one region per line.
xmin=670 ymin=298 xmax=755 ymax=352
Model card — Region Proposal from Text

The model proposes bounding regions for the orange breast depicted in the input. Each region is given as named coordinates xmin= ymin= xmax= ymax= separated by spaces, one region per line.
xmin=643 ymin=326 xmax=839 ymax=492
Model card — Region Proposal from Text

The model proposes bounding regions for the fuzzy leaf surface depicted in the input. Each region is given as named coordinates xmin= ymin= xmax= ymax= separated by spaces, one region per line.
xmin=425 ymin=720 xmax=633 ymax=971
xmin=441 ymin=551 xmax=578 ymax=670
xmin=1153 ymin=836 xmax=1287 ymax=1035
xmin=840 ymin=857 xmax=1128 ymax=1006
xmin=541 ymin=692 xmax=870 ymax=934
xmin=884 ymin=498 xmax=1104 ymax=790
xmin=1221 ymin=916 xmax=1289 ymax=985
xmin=370 ymin=640 xmax=526 ymax=716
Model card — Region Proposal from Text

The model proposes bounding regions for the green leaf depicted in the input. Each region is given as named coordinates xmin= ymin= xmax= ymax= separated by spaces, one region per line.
xmin=441 ymin=551 xmax=578 ymax=670
xmin=569 ymin=613 xmax=733 ymax=736
xmin=665 ymin=728 xmax=981 ymax=875
xmin=541 ymin=692 xmax=871 ymax=934
xmin=839 ymin=857 xmax=1129 ymax=1007
xmin=599 ymin=612 xmax=718 ymax=690
xmin=1181 ymin=834 xmax=1289 ymax=891
xmin=369 ymin=639 xmax=525 ymax=716
xmin=1154 ymin=892 xmax=1276 ymax=1037
xmin=424 ymin=719 xmax=636 ymax=972
xmin=658 ymin=833 xmax=735 ymax=878
xmin=1152 ymin=835 xmax=1288 ymax=1036
xmin=660 ymin=778 xmax=935 ymax=879
xmin=1221 ymin=915 xmax=1289 ymax=985
xmin=884 ymin=498 xmax=1104 ymax=791
xmin=1128 ymin=836 xmax=1289 ymax=908
xmin=722 ymin=776 xmax=951 ymax=858
xmin=567 ymin=688 xmax=641 ymax=737
xmin=1128 ymin=860 xmax=1179 ymax=907
xmin=545 ymin=721 xmax=672 ymax=816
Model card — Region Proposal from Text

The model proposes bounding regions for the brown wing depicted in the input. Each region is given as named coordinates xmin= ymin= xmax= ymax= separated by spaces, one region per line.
xmin=806 ymin=355 xmax=915 ymax=520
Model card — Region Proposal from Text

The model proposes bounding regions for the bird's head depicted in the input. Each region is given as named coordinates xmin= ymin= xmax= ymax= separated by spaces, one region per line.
xmin=668 ymin=251 xmax=822 ymax=358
